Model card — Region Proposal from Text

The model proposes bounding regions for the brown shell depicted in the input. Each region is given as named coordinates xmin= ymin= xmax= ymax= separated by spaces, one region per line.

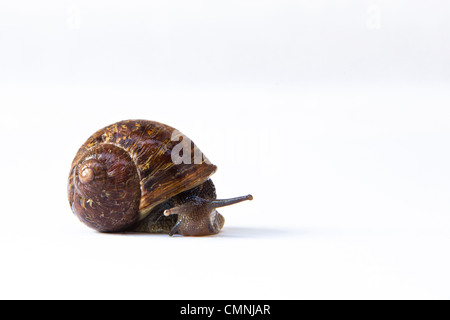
xmin=70 ymin=143 xmax=142 ymax=232
xmin=68 ymin=119 xmax=217 ymax=231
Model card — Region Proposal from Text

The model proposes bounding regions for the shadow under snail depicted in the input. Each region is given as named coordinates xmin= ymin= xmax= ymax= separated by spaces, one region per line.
xmin=67 ymin=119 xmax=253 ymax=236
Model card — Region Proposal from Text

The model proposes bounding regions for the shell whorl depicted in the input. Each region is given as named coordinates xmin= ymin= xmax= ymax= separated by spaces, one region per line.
xmin=68 ymin=120 xmax=217 ymax=232
xmin=71 ymin=143 xmax=141 ymax=232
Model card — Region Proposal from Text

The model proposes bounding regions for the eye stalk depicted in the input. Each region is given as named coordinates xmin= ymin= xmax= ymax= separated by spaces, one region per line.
xmin=163 ymin=194 xmax=253 ymax=217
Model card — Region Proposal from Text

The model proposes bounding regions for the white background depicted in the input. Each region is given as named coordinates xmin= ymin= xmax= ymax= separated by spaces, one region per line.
xmin=1 ymin=0 xmax=450 ymax=299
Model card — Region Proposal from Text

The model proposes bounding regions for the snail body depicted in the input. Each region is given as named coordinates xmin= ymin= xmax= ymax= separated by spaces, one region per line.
xmin=68 ymin=119 xmax=252 ymax=236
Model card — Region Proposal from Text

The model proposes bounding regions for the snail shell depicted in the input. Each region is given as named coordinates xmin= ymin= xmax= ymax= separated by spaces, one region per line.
xmin=67 ymin=119 xmax=252 ymax=236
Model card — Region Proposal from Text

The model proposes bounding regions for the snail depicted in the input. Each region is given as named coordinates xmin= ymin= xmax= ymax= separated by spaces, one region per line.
xmin=67 ymin=119 xmax=253 ymax=236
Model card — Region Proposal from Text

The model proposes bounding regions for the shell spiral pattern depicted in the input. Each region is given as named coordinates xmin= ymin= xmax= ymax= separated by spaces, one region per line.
xmin=68 ymin=119 xmax=217 ymax=232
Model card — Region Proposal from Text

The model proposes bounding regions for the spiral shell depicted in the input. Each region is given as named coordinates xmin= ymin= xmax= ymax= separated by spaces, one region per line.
xmin=68 ymin=120 xmax=217 ymax=232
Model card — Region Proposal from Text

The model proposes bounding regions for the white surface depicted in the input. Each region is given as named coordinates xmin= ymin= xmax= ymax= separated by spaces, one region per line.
xmin=1 ymin=1 xmax=450 ymax=299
